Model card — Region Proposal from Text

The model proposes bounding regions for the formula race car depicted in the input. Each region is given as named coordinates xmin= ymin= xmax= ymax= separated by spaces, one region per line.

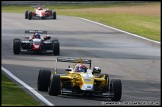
xmin=13 ymin=30 xmax=60 ymax=55
xmin=25 ymin=6 xmax=56 ymax=20
xmin=37 ymin=57 xmax=122 ymax=101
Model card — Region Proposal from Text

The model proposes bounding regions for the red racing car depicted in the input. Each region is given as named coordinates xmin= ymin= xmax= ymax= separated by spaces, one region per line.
xmin=25 ymin=6 xmax=56 ymax=20
xmin=13 ymin=30 xmax=60 ymax=55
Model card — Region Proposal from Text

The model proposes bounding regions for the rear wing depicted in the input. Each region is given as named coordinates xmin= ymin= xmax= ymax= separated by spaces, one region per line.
xmin=25 ymin=30 xmax=47 ymax=34
xmin=57 ymin=57 xmax=91 ymax=64
xmin=55 ymin=57 xmax=92 ymax=72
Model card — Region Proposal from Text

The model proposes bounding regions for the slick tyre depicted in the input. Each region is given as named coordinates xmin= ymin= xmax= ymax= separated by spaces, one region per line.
xmin=52 ymin=11 xmax=56 ymax=19
xmin=98 ymin=73 xmax=109 ymax=92
xmin=25 ymin=11 xmax=28 ymax=19
xmin=28 ymin=11 xmax=32 ymax=20
xmin=37 ymin=69 xmax=51 ymax=91
xmin=110 ymin=79 xmax=122 ymax=101
xmin=53 ymin=40 xmax=60 ymax=55
xmin=48 ymin=74 xmax=61 ymax=96
xmin=13 ymin=39 xmax=21 ymax=54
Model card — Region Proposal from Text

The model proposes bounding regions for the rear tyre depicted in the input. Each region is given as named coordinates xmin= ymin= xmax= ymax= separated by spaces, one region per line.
xmin=53 ymin=40 xmax=60 ymax=55
xmin=98 ymin=73 xmax=109 ymax=92
xmin=13 ymin=39 xmax=21 ymax=54
xmin=48 ymin=74 xmax=61 ymax=96
xmin=37 ymin=69 xmax=51 ymax=91
xmin=25 ymin=11 xmax=28 ymax=19
xmin=28 ymin=11 xmax=32 ymax=20
xmin=52 ymin=11 xmax=56 ymax=19
xmin=110 ymin=79 xmax=122 ymax=101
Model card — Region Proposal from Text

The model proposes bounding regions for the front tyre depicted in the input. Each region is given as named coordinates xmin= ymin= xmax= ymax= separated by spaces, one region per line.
xmin=110 ymin=79 xmax=122 ymax=101
xmin=13 ymin=39 xmax=21 ymax=54
xmin=48 ymin=74 xmax=61 ymax=96
xmin=25 ymin=11 xmax=28 ymax=19
xmin=53 ymin=40 xmax=60 ymax=55
xmin=52 ymin=11 xmax=56 ymax=19
xmin=37 ymin=69 xmax=51 ymax=91
xmin=28 ymin=11 xmax=32 ymax=20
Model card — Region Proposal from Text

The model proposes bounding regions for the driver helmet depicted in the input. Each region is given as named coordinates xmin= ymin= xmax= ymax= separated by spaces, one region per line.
xmin=35 ymin=33 xmax=40 ymax=38
xmin=78 ymin=64 xmax=88 ymax=72
xmin=93 ymin=67 xmax=101 ymax=74
xmin=46 ymin=35 xmax=50 ymax=38
xmin=47 ymin=35 xmax=50 ymax=37
xmin=38 ymin=6 xmax=43 ymax=10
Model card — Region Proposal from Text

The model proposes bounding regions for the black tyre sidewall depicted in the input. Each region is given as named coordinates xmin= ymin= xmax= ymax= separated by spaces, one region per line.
xmin=48 ymin=74 xmax=61 ymax=96
xmin=53 ymin=40 xmax=60 ymax=55
xmin=25 ymin=11 xmax=28 ymax=19
xmin=53 ymin=11 xmax=56 ymax=19
xmin=28 ymin=12 xmax=32 ymax=20
xmin=13 ymin=39 xmax=21 ymax=54
xmin=110 ymin=79 xmax=122 ymax=101
xmin=37 ymin=69 xmax=51 ymax=91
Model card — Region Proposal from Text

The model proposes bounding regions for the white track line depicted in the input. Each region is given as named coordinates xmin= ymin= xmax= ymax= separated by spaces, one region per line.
xmin=1 ymin=66 xmax=54 ymax=106
xmin=77 ymin=17 xmax=160 ymax=44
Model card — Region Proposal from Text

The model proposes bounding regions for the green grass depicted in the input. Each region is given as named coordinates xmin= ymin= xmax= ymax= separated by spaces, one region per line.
xmin=2 ymin=2 xmax=160 ymax=41
xmin=1 ymin=73 xmax=43 ymax=106
xmin=71 ymin=13 xmax=160 ymax=41
xmin=57 ymin=3 xmax=160 ymax=41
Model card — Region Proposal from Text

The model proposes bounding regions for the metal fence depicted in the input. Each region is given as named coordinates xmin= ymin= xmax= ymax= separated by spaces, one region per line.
xmin=1 ymin=1 xmax=153 ymax=6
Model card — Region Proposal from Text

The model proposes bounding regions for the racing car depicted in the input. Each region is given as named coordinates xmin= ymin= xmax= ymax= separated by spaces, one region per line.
xmin=13 ymin=30 xmax=60 ymax=55
xmin=37 ymin=57 xmax=122 ymax=101
xmin=25 ymin=6 xmax=56 ymax=20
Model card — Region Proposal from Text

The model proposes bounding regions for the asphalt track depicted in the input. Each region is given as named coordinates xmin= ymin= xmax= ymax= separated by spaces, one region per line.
xmin=2 ymin=13 xmax=161 ymax=106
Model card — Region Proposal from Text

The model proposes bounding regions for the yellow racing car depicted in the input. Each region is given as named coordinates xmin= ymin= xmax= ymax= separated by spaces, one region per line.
xmin=37 ymin=57 xmax=122 ymax=101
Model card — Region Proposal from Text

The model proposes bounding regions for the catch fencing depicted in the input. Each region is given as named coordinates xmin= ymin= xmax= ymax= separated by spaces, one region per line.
xmin=2 ymin=1 xmax=152 ymax=6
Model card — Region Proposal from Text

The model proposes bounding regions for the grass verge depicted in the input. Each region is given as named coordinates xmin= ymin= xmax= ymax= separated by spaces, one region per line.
xmin=1 ymin=72 xmax=42 ymax=106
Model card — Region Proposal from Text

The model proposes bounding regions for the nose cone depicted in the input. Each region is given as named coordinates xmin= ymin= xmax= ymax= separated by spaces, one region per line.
xmin=35 ymin=45 xmax=40 ymax=49
xmin=81 ymin=84 xmax=93 ymax=91
xmin=33 ymin=44 xmax=41 ymax=50
xmin=41 ymin=11 xmax=45 ymax=17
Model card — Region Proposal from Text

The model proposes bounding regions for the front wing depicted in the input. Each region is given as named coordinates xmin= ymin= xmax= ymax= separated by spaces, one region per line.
xmin=20 ymin=41 xmax=53 ymax=52
xmin=61 ymin=89 xmax=114 ymax=99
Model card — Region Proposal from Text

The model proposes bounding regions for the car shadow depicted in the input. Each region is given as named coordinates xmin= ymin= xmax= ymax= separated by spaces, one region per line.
xmin=58 ymin=92 xmax=112 ymax=101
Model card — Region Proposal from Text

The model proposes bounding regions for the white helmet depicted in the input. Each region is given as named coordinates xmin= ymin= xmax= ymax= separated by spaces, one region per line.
xmin=46 ymin=35 xmax=50 ymax=37
xmin=93 ymin=67 xmax=101 ymax=74
xmin=94 ymin=67 xmax=101 ymax=71
xmin=38 ymin=7 xmax=42 ymax=10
